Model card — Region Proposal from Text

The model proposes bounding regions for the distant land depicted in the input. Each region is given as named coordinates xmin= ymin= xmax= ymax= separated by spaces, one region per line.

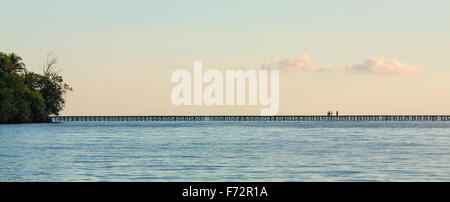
xmin=0 ymin=52 xmax=72 ymax=124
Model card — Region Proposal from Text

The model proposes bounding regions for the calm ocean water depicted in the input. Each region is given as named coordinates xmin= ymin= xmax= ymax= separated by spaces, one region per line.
xmin=0 ymin=121 xmax=449 ymax=181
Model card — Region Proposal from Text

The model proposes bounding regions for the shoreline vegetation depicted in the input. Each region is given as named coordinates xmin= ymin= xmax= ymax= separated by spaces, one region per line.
xmin=0 ymin=52 xmax=72 ymax=124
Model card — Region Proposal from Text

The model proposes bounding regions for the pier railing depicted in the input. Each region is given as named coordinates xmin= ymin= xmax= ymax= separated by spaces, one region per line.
xmin=50 ymin=115 xmax=450 ymax=122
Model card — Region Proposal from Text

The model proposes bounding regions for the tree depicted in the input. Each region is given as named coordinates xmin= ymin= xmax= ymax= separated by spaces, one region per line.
xmin=27 ymin=89 xmax=47 ymax=122
xmin=0 ymin=52 xmax=25 ymax=74
xmin=0 ymin=88 xmax=16 ymax=122
xmin=0 ymin=52 xmax=71 ymax=123
xmin=36 ymin=54 xmax=73 ymax=116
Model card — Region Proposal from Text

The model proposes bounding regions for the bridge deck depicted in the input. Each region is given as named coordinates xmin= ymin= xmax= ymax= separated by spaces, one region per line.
xmin=50 ymin=115 xmax=450 ymax=122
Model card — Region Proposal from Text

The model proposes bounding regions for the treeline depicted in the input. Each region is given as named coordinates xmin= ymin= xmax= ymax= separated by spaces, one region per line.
xmin=0 ymin=52 xmax=72 ymax=123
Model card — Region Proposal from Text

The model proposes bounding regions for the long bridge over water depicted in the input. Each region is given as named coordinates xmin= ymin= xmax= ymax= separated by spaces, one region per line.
xmin=51 ymin=115 xmax=450 ymax=122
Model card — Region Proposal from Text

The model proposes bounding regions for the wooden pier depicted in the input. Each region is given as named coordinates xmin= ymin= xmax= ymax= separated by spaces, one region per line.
xmin=50 ymin=115 xmax=450 ymax=122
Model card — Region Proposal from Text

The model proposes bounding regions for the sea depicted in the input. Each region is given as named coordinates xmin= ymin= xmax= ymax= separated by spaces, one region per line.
xmin=0 ymin=121 xmax=449 ymax=181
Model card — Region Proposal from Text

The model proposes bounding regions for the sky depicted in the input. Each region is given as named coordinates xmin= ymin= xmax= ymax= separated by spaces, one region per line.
xmin=1 ymin=0 xmax=450 ymax=115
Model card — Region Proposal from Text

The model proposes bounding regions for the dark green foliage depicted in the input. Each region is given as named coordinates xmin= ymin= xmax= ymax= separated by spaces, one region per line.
xmin=0 ymin=52 xmax=71 ymax=123
xmin=28 ymin=89 xmax=47 ymax=122
xmin=0 ymin=88 xmax=16 ymax=122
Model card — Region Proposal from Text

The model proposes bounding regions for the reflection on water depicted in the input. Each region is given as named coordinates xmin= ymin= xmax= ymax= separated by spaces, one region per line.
xmin=0 ymin=121 xmax=449 ymax=181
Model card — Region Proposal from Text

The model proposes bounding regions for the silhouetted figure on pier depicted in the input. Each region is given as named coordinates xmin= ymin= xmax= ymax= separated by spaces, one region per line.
xmin=327 ymin=111 xmax=334 ymax=116
xmin=336 ymin=111 xmax=339 ymax=116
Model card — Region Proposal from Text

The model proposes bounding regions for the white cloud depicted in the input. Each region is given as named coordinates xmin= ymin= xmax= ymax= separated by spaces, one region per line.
xmin=261 ymin=54 xmax=326 ymax=72
xmin=345 ymin=57 xmax=422 ymax=75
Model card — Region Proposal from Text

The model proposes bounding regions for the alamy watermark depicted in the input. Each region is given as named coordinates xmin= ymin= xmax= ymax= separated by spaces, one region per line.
xmin=171 ymin=62 xmax=279 ymax=115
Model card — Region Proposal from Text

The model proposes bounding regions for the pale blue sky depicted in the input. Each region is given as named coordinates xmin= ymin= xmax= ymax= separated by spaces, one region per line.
xmin=2 ymin=0 xmax=450 ymax=115
xmin=2 ymin=0 xmax=449 ymax=68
